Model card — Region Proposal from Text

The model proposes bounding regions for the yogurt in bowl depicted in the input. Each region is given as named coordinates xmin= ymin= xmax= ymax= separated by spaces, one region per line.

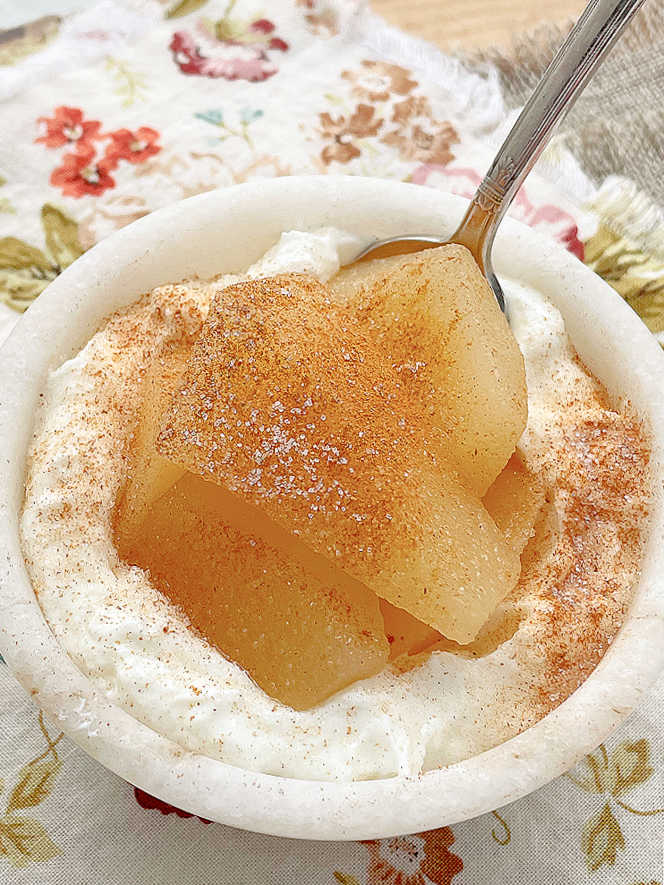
xmin=1 ymin=176 xmax=663 ymax=839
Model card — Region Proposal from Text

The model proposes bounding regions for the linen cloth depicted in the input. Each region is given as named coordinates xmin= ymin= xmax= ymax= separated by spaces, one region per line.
xmin=0 ymin=1 xmax=663 ymax=882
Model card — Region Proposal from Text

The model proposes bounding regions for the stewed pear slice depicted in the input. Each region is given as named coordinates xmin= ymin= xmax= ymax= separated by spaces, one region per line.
xmin=381 ymin=599 xmax=442 ymax=660
xmin=483 ymin=453 xmax=545 ymax=554
xmin=119 ymin=471 xmax=388 ymax=710
xmin=156 ymin=273 xmax=520 ymax=643
xmin=113 ymin=343 xmax=189 ymax=549
xmin=382 ymin=454 xmax=543 ymax=657
xmin=329 ymin=245 xmax=528 ymax=496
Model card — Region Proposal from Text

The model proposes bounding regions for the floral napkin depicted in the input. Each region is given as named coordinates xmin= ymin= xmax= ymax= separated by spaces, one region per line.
xmin=0 ymin=1 xmax=663 ymax=883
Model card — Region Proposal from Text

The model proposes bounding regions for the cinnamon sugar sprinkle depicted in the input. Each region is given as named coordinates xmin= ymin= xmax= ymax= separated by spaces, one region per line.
xmin=524 ymin=408 xmax=649 ymax=717
xmin=19 ymin=234 xmax=653 ymax=780
xmin=156 ymin=274 xmax=427 ymax=567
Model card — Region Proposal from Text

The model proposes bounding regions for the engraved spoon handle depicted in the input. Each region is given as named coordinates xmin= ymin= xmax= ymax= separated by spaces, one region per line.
xmin=452 ymin=0 xmax=648 ymax=275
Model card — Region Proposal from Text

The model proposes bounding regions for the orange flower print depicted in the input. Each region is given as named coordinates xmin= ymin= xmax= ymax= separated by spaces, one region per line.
xmin=390 ymin=96 xmax=429 ymax=127
xmin=104 ymin=127 xmax=161 ymax=165
xmin=36 ymin=106 xmax=101 ymax=150
xmin=50 ymin=146 xmax=116 ymax=198
xmin=419 ymin=829 xmax=463 ymax=884
xmin=342 ymin=60 xmax=417 ymax=102
xmin=365 ymin=827 xmax=463 ymax=885
xmin=36 ymin=106 xmax=163 ymax=199
xmin=318 ymin=104 xmax=383 ymax=164
xmin=382 ymin=97 xmax=458 ymax=166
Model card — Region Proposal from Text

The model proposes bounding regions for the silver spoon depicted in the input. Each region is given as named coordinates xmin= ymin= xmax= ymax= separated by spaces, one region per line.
xmin=348 ymin=0 xmax=647 ymax=313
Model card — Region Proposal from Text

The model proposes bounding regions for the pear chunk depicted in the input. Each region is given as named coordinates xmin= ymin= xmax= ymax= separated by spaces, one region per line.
xmin=114 ymin=343 xmax=189 ymax=549
xmin=483 ymin=453 xmax=545 ymax=554
xmin=381 ymin=599 xmax=442 ymax=660
xmin=329 ymin=245 xmax=527 ymax=496
xmin=381 ymin=454 xmax=544 ymax=657
xmin=156 ymin=273 xmax=520 ymax=644
xmin=118 ymin=471 xmax=388 ymax=710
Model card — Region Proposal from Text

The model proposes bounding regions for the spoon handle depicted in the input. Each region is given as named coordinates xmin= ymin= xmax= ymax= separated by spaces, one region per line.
xmin=452 ymin=0 xmax=647 ymax=272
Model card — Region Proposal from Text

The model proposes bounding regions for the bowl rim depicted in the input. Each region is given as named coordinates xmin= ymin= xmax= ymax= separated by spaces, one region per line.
xmin=1 ymin=175 xmax=663 ymax=841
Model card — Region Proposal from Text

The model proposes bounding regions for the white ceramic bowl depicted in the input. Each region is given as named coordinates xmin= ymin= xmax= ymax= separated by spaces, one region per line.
xmin=1 ymin=176 xmax=663 ymax=841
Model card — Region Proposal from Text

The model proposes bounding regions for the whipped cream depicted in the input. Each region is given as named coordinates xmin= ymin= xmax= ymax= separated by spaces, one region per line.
xmin=20 ymin=230 xmax=648 ymax=781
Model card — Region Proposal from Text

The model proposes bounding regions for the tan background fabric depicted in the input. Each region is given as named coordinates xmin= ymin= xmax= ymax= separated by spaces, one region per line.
xmin=372 ymin=0 xmax=583 ymax=49
xmin=461 ymin=0 xmax=664 ymax=212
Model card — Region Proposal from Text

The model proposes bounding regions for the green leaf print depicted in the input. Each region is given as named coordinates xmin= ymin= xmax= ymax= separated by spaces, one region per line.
xmin=0 ymin=816 xmax=60 ymax=868
xmin=0 ymin=203 xmax=86 ymax=312
xmin=6 ymin=759 xmax=62 ymax=814
xmin=41 ymin=204 xmax=85 ymax=270
xmin=165 ymin=0 xmax=210 ymax=19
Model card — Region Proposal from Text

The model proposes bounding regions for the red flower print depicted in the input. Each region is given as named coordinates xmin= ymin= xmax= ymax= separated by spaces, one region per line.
xmin=169 ymin=14 xmax=288 ymax=82
xmin=170 ymin=30 xmax=274 ymax=81
xmin=364 ymin=827 xmax=462 ymax=885
xmin=560 ymin=224 xmax=585 ymax=260
xmin=133 ymin=787 xmax=212 ymax=824
xmin=251 ymin=18 xmax=273 ymax=31
xmin=50 ymin=146 xmax=116 ymax=198
xmin=105 ymin=127 xmax=161 ymax=165
xmin=411 ymin=163 xmax=585 ymax=260
xmin=36 ymin=106 xmax=101 ymax=150
xmin=251 ymin=18 xmax=288 ymax=50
